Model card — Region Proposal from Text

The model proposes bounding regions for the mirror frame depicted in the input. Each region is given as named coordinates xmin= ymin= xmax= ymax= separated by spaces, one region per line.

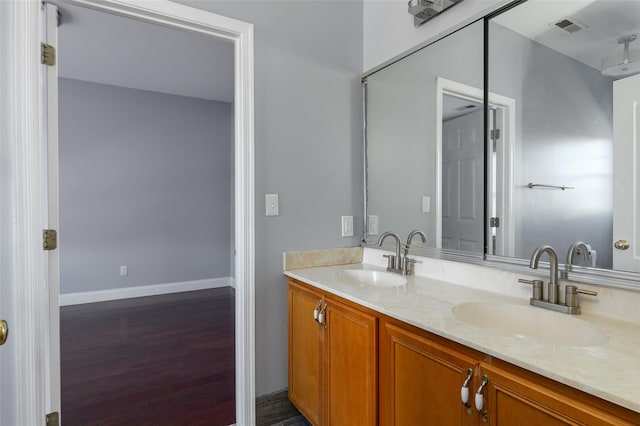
xmin=361 ymin=0 xmax=640 ymax=291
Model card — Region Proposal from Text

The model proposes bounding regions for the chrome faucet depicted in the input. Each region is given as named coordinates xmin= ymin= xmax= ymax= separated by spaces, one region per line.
xmin=377 ymin=231 xmax=402 ymax=272
xmin=564 ymin=241 xmax=590 ymax=279
xmin=404 ymin=230 xmax=426 ymax=256
xmin=529 ymin=245 xmax=560 ymax=304
xmin=402 ymin=230 xmax=426 ymax=276
xmin=519 ymin=244 xmax=598 ymax=314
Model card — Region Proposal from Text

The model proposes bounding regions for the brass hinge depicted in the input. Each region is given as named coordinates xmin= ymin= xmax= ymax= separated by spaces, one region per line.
xmin=361 ymin=76 xmax=368 ymax=84
xmin=46 ymin=412 xmax=59 ymax=426
xmin=41 ymin=42 xmax=56 ymax=66
xmin=43 ymin=229 xmax=57 ymax=251
xmin=490 ymin=217 xmax=500 ymax=228
xmin=490 ymin=128 xmax=501 ymax=140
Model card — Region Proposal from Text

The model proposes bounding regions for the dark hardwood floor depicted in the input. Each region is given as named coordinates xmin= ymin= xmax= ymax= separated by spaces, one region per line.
xmin=61 ymin=287 xmax=235 ymax=426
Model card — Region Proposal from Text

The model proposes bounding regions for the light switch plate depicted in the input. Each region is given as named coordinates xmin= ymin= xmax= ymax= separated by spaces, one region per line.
xmin=341 ymin=216 xmax=354 ymax=237
xmin=422 ymin=195 xmax=430 ymax=213
xmin=265 ymin=194 xmax=279 ymax=216
xmin=368 ymin=215 xmax=379 ymax=235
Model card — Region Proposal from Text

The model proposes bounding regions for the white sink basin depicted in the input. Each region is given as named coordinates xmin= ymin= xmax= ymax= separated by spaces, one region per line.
xmin=451 ymin=302 xmax=608 ymax=347
xmin=333 ymin=269 xmax=407 ymax=288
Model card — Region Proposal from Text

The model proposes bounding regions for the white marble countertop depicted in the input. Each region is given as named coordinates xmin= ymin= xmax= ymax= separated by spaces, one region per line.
xmin=285 ymin=262 xmax=640 ymax=413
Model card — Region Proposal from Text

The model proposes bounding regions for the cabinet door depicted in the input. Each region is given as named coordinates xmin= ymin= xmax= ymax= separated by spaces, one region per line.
xmin=380 ymin=320 xmax=477 ymax=426
xmin=288 ymin=281 xmax=323 ymax=425
xmin=324 ymin=296 xmax=377 ymax=426
xmin=479 ymin=362 xmax=640 ymax=426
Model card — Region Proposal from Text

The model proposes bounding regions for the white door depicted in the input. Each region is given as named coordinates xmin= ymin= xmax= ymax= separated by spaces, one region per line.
xmin=613 ymin=73 xmax=640 ymax=272
xmin=441 ymin=108 xmax=484 ymax=252
xmin=0 ymin=272 xmax=16 ymax=425
xmin=0 ymin=0 xmax=20 ymax=420
xmin=1 ymin=2 xmax=59 ymax=424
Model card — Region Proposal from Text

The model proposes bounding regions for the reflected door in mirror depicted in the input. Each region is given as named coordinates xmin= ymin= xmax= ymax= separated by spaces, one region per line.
xmin=441 ymin=105 xmax=483 ymax=253
xmin=613 ymin=73 xmax=640 ymax=272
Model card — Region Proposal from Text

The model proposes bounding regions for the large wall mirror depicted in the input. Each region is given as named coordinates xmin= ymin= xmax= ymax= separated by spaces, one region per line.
xmin=487 ymin=0 xmax=640 ymax=278
xmin=364 ymin=0 xmax=640 ymax=288
xmin=364 ymin=19 xmax=485 ymax=255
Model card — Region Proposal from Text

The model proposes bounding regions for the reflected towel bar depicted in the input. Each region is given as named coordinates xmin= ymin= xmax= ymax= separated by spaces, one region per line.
xmin=527 ymin=183 xmax=575 ymax=190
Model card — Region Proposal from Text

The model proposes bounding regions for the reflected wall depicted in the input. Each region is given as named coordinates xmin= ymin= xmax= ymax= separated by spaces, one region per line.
xmin=488 ymin=21 xmax=613 ymax=268
xmin=365 ymin=20 xmax=484 ymax=249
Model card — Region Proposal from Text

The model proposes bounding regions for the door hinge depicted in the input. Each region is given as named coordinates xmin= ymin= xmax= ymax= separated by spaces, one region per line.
xmin=46 ymin=412 xmax=59 ymax=426
xmin=490 ymin=128 xmax=500 ymax=140
xmin=490 ymin=217 xmax=500 ymax=228
xmin=41 ymin=42 xmax=56 ymax=66
xmin=43 ymin=229 xmax=57 ymax=251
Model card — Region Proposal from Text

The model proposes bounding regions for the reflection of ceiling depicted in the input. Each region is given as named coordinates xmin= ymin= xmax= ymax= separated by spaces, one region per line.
xmin=443 ymin=95 xmax=482 ymax=121
xmin=56 ymin=2 xmax=234 ymax=102
xmin=493 ymin=0 xmax=640 ymax=74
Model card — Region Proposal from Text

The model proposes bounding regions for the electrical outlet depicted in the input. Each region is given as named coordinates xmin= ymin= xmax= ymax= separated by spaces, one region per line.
xmin=341 ymin=216 xmax=354 ymax=237
xmin=120 ymin=266 xmax=128 ymax=276
xmin=368 ymin=215 xmax=379 ymax=235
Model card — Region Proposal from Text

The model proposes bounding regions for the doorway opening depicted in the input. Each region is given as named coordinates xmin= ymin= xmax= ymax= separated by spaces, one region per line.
xmin=441 ymin=93 xmax=484 ymax=253
xmin=43 ymin=1 xmax=255 ymax=423
xmin=435 ymin=77 xmax=515 ymax=256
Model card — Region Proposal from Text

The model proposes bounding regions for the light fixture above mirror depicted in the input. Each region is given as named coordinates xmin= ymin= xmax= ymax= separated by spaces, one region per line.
xmin=407 ymin=0 xmax=464 ymax=27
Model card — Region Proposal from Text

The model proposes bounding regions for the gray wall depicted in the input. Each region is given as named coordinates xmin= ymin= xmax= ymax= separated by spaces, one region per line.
xmin=175 ymin=0 xmax=364 ymax=396
xmin=366 ymin=21 xmax=484 ymax=245
xmin=489 ymin=23 xmax=614 ymax=268
xmin=59 ymin=78 xmax=233 ymax=294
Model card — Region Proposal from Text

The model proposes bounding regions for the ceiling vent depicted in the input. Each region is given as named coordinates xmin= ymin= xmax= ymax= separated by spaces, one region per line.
xmin=552 ymin=17 xmax=586 ymax=34
xmin=456 ymin=104 xmax=478 ymax=112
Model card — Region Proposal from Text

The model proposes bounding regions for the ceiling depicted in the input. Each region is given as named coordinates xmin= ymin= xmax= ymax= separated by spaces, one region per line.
xmin=56 ymin=2 xmax=235 ymax=103
xmin=493 ymin=0 xmax=640 ymax=74
xmin=443 ymin=95 xmax=482 ymax=121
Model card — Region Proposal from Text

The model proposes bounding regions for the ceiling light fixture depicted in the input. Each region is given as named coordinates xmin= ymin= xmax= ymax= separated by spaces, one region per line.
xmin=601 ymin=34 xmax=640 ymax=78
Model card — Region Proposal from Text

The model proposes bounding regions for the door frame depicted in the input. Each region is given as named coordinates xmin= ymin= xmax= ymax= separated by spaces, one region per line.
xmin=435 ymin=77 xmax=515 ymax=256
xmin=7 ymin=0 xmax=255 ymax=423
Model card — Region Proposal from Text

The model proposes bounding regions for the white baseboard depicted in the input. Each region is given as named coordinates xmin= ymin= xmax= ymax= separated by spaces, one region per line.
xmin=59 ymin=277 xmax=234 ymax=306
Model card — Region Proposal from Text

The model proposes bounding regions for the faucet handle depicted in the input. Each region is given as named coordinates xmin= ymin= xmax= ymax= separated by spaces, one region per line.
xmin=382 ymin=254 xmax=396 ymax=271
xmin=517 ymin=278 xmax=544 ymax=301
xmin=402 ymin=257 xmax=421 ymax=276
xmin=565 ymin=285 xmax=597 ymax=309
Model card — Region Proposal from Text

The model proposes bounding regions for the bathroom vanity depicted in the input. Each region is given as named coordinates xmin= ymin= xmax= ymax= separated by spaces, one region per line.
xmin=284 ymin=249 xmax=640 ymax=426
xmin=287 ymin=0 xmax=640 ymax=423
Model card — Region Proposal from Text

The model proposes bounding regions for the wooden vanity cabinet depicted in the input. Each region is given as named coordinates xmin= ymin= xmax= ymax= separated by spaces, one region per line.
xmin=379 ymin=317 xmax=639 ymax=426
xmin=478 ymin=360 xmax=640 ymax=426
xmin=379 ymin=318 xmax=480 ymax=426
xmin=288 ymin=278 xmax=377 ymax=426
xmin=288 ymin=279 xmax=323 ymax=425
xmin=288 ymin=278 xmax=640 ymax=426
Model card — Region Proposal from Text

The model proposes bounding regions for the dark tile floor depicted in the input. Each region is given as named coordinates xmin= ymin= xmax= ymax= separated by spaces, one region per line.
xmin=256 ymin=390 xmax=310 ymax=426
